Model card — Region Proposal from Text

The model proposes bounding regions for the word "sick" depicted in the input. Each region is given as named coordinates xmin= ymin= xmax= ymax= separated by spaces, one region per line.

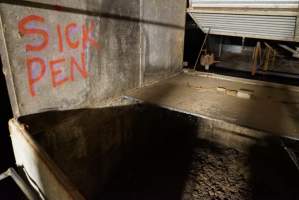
xmin=18 ymin=15 xmax=100 ymax=96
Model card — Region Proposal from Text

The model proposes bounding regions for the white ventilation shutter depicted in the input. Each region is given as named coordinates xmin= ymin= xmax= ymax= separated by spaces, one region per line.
xmin=190 ymin=0 xmax=299 ymax=8
xmin=189 ymin=12 xmax=297 ymax=41
xmin=188 ymin=0 xmax=299 ymax=41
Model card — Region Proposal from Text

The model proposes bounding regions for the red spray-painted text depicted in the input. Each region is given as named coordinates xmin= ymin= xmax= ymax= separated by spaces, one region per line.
xmin=18 ymin=15 xmax=100 ymax=96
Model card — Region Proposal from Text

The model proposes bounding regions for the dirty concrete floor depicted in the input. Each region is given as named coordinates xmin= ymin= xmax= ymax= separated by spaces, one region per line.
xmin=102 ymin=138 xmax=299 ymax=200
xmin=182 ymin=140 xmax=299 ymax=200
xmin=183 ymin=142 xmax=252 ymax=200
xmin=126 ymin=72 xmax=299 ymax=139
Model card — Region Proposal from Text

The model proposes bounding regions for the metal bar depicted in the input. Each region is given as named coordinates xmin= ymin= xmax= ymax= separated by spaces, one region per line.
xmin=279 ymin=44 xmax=299 ymax=58
xmin=0 ymin=168 xmax=38 ymax=200
xmin=281 ymin=140 xmax=299 ymax=172
xmin=0 ymin=170 xmax=10 ymax=181
xmin=279 ymin=44 xmax=298 ymax=54
xmin=194 ymin=28 xmax=210 ymax=70
xmin=218 ymin=36 xmax=223 ymax=57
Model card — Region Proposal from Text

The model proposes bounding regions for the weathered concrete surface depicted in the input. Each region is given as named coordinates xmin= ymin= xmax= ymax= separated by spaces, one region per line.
xmin=141 ymin=0 xmax=186 ymax=84
xmin=0 ymin=0 xmax=185 ymax=117
xmin=1 ymin=1 xmax=186 ymax=199
xmin=126 ymin=70 xmax=299 ymax=139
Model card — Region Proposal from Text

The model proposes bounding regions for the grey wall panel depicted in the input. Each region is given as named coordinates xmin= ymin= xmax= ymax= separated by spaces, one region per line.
xmin=141 ymin=0 xmax=186 ymax=84
xmin=0 ymin=1 xmax=141 ymax=117
xmin=0 ymin=0 xmax=186 ymax=117
xmin=85 ymin=0 xmax=141 ymax=107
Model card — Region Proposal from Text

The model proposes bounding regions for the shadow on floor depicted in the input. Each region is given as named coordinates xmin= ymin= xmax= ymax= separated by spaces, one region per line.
xmin=101 ymin=108 xmax=198 ymax=200
xmin=100 ymin=106 xmax=299 ymax=200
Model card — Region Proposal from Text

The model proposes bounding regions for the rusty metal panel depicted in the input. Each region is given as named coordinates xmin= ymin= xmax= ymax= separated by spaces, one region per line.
xmin=0 ymin=1 xmax=141 ymax=117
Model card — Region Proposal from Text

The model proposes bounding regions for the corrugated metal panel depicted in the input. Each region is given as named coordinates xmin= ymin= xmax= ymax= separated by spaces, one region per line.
xmin=189 ymin=12 xmax=297 ymax=41
xmin=295 ymin=17 xmax=299 ymax=41
xmin=190 ymin=0 xmax=299 ymax=8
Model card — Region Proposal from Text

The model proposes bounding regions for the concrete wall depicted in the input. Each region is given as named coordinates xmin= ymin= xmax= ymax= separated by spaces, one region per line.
xmin=0 ymin=0 xmax=185 ymax=117
xmin=140 ymin=0 xmax=186 ymax=84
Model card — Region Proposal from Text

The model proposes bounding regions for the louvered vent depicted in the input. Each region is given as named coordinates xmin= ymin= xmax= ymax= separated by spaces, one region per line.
xmin=189 ymin=12 xmax=298 ymax=41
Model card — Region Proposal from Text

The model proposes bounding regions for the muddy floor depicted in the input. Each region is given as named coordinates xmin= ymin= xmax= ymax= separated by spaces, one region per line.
xmin=183 ymin=142 xmax=252 ymax=200
xmin=102 ymin=137 xmax=299 ymax=200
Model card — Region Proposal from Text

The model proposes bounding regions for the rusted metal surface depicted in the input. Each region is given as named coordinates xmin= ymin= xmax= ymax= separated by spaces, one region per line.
xmin=0 ymin=0 xmax=185 ymax=118
xmin=199 ymin=54 xmax=217 ymax=70
xmin=279 ymin=44 xmax=299 ymax=58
